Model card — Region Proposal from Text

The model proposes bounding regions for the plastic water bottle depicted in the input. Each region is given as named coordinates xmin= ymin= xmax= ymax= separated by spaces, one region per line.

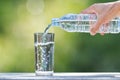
xmin=52 ymin=14 xmax=120 ymax=33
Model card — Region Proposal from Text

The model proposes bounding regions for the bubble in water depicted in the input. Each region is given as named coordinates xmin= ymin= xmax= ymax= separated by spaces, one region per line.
xmin=35 ymin=42 xmax=54 ymax=71
xmin=48 ymin=51 xmax=50 ymax=54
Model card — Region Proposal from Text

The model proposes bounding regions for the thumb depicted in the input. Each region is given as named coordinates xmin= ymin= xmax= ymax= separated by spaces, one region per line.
xmin=81 ymin=9 xmax=95 ymax=14
xmin=81 ymin=5 xmax=96 ymax=14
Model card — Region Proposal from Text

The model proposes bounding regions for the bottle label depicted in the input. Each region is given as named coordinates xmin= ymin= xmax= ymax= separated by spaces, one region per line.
xmin=77 ymin=14 xmax=97 ymax=21
xmin=60 ymin=14 xmax=97 ymax=21
xmin=60 ymin=14 xmax=77 ymax=20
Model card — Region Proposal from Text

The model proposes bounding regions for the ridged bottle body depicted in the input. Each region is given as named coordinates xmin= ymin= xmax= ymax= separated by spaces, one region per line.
xmin=52 ymin=14 xmax=120 ymax=33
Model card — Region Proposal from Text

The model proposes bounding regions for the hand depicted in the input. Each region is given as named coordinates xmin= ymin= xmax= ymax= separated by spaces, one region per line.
xmin=81 ymin=1 xmax=120 ymax=35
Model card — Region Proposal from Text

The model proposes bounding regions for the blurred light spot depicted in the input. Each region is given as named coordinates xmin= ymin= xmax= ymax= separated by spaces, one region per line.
xmin=26 ymin=0 xmax=44 ymax=15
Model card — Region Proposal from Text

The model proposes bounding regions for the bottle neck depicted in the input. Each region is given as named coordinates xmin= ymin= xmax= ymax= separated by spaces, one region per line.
xmin=51 ymin=18 xmax=60 ymax=27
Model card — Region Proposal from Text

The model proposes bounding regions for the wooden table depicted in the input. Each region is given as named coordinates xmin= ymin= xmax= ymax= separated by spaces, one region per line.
xmin=0 ymin=73 xmax=120 ymax=80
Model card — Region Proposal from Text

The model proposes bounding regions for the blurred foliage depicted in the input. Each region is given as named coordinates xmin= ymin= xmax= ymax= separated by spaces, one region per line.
xmin=0 ymin=0 xmax=120 ymax=73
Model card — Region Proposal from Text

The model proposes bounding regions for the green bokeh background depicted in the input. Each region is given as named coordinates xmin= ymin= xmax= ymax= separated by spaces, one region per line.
xmin=0 ymin=0 xmax=119 ymax=72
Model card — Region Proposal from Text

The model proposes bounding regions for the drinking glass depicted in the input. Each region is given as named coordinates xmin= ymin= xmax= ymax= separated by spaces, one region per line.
xmin=34 ymin=33 xmax=54 ymax=76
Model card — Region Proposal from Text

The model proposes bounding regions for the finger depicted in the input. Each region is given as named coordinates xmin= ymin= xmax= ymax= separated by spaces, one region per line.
xmin=81 ymin=9 xmax=95 ymax=14
xmin=100 ymin=33 xmax=105 ymax=36
xmin=99 ymin=24 xmax=105 ymax=35
xmin=81 ymin=5 xmax=96 ymax=14
xmin=90 ymin=18 xmax=103 ymax=35
xmin=101 ymin=23 xmax=109 ymax=35
xmin=90 ymin=20 xmax=109 ymax=36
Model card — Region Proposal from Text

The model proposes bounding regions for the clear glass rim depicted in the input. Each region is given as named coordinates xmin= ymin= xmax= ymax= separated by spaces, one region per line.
xmin=34 ymin=32 xmax=54 ymax=35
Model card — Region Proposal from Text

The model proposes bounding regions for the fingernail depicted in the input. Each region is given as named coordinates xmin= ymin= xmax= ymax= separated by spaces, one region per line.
xmin=90 ymin=32 xmax=96 ymax=36
xmin=90 ymin=28 xmax=96 ymax=36
xmin=100 ymin=33 xmax=104 ymax=36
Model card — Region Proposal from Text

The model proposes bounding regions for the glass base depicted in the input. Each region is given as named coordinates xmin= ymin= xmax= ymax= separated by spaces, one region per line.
xmin=35 ymin=71 xmax=53 ymax=76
